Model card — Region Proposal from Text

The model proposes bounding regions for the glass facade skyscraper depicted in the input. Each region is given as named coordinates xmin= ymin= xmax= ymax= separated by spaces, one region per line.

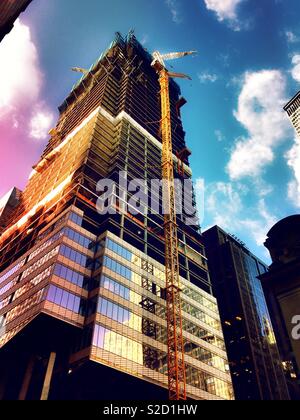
xmin=203 ymin=226 xmax=290 ymax=400
xmin=0 ymin=33 xmax=233 ymax=400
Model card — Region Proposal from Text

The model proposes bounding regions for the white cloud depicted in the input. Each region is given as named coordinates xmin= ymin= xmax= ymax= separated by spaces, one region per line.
xmin=29 ymin=110 xmax=53 ymax=140
xmin=204 ymin=181 xmax=276 ymax=248
xmin=204 ymin=0 xmax=244 ymax=29
xmin=286 ymin=137 xmax=300 ymax=207
xmin=291 ymin=54 xmax=300 ymax=83
xmin=198 ymin=72 xmax=218 ymax=83
xmin=215 ymin=130 xmax=225 ymax=142
xmin=0 ymin=19 xmax=53 ymax=137
xmin=227 ymin=70 xmax=290 ymax=180
xmin=241 ymin=199 xmax=277 ymax=247
xmin=286 ymin=31 xmax=299 ymax=44
xmin=0 ymin=19 xmax=41 ymax=115
xmin=165 ymin=0 xmax=182 ymax=23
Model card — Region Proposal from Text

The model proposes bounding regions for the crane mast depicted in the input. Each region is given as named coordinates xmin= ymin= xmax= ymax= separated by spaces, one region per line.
xmin=152 ymin=50 xmax=195 ymax=400
xmin=160 ymin=68 xmax=186 ymax=401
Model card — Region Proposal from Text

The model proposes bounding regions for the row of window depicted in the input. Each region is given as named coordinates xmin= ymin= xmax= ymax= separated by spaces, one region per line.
xmin=29 ymin=231 xmax=63 ymax=262
xmin=100 ymin=275 xmax=140 ymax=305
xmin=103 ymin=255 xmax=221 ymax=332
xmin=182 ymin=318 xmax=225 ymax=351
xmin=69 ymin=212 xmax=84 ymax=227
xmin=2 ymin=288 xmax=45 ymax=325
xmin=98 ymin=297 xmax=141 ymax=331
xmin=103 ymin=256 xmax=133 ymax=281
xmin=21 ymin=247 xmax=59 ymax=281
xmin=0 ymin=258 xmax=26 ymax=286
xmin=106 ymin=238 xmax=214 ymax=313
xmin=184 ymin=339 xmax=229 ymax=373
xmin=64 ymin=227 xmax=94 ymax=250
xmin=181 ymin=300 xmax=222 ymax=332
xmin=93 ymin=324 xmax=143 ymax=364
xmin=182 ymin=286 xmax=218 ymax=314
xmin=106 ymin=238 xmax=133 ymax=262
xmin=35 ymin=213 xmax=68 ymax=244
xmin=97 ymin=290 xmax=227 ymax=370
xmin=103 ymin=255 xmax=164 ymax=299
xmin=60 ymin=245 xmax=88 ymax=268
xmin=92 ymin=324 xmax=233 ymax=399
xmin=1 ymin=229 xmax=91 ymax=301
xmin=47 ymin=285 xmax=85 ymax=315
xmin=54 ymin=264 xmax=88 ymax=289
xmin=0 ymin=277 xmax=18 ymax=298
xmin=14 ymin=266 xmax=53 ymax=302
xmin=106 ymin=238 xmax=165 ymax=284
xmin=100 ymin=269 xmax=166 ymax=318
xmin=100 ymin=274 xmax=166 ymax=321
xmin=101 ymin=274 xmax=225 ymax=351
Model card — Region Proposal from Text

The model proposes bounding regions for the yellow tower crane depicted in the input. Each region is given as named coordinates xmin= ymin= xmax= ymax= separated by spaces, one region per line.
xmin=151 ymin=50 xmax=196 ymax=401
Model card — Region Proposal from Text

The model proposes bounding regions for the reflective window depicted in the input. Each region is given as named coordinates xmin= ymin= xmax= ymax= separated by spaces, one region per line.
xmin=103 ymin=256 xmax=132 ymax=280
xmin=69 ymin=212 xmax=83 ymax=227
xmin=182 ymin=286 xmax=218 ymax=313
xmin=182 ymin=318 xmax=225 ymax=350
xmin=46 ymin=285 xmax=85 ymax=315
xmin=21 ymin=247 xmax=59 ymax=280
xmin=98 ymin=298 xmax=142 ymax=331
xmin=92 ymin=324 xmax=143 ymax=364
xmin=29 ymin=231 xmax=63 ymax=261
xmin=185 ymin=365 xmax=234 ymax=400
xmin=35 ymin=214 xmax=68 ymax=244
xmin=100 ymin=275 xmax=140 ymax=305
xmin=64 ymin=227 xmax=94 ymax=250
xmin=54 ymin=264 xmax=88 ymax=289
xmin=0 ymin=258 xmax=26 ymax=286
xmin=91 ymin=324 xmax=233 ymax=400
xmin=181 ymin=300 xmax=221 ymax=332
xmin=184 ymin=338 xmax=229 ymax=372
xmin=14 ymin=266 xmax=53 ymax=301
xmin=60 ymin=245 xmax=88 ymax=268
xmin=0 ymin=277 xmax=18 ymax=297
xmin=106 ymin=239 xmax=133 ymax=261
xmin=3 ymin=288 xmax=45 ymax=324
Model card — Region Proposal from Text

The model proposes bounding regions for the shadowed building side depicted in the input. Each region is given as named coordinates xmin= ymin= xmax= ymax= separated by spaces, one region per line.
xmin=259 ymin=215 xmax=300 ymax=400
xmin=0 ymin=0 xmax=33 ymax=41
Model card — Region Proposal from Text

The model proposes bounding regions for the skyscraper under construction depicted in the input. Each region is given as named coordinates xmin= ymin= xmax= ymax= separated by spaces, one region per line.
xmin=0 ymin=33 xmax=233 ymax=400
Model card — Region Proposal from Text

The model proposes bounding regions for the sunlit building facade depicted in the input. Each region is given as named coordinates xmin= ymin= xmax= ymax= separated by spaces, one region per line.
xmin=203 ymin=226 xmax=290 ymax=400
xmin=0 ymin=33 xmax=233 ymax=400
xmin=284 ymin=90 xmax=300 ymax=137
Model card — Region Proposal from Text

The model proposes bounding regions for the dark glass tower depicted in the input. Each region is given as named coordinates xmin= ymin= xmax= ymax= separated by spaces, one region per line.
xmin=0 ymin=0 xmax=32 ymax=41
xmin=0 ymin=33 xmax=233 ymax=400
xmin=203 ymin=226 xmax=290 ymax=400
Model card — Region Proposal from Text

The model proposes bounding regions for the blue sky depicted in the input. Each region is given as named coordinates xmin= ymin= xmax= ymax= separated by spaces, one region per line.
xmin=1 ymin=0 xmax=300 ymax=262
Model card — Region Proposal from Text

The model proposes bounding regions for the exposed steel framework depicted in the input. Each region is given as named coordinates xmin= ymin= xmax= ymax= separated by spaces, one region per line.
xmin=152 ymin=51 xmax=195 ymax=401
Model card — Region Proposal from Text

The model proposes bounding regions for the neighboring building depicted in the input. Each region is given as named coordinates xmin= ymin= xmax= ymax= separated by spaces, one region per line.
xmin=0 ymin=0 xmax=33 ymax=41
xmin=0 ymin=33 xmax=233 ymax=400
xmin=259 ymin=215 xmax=300 ymax=400
xmin=284 ymin=90 xmax=300 ymax=136
xmin=203 ymin=226 xmax=289 ymax=400
xmin=0 ymin=188 xmax=22 ymax=234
